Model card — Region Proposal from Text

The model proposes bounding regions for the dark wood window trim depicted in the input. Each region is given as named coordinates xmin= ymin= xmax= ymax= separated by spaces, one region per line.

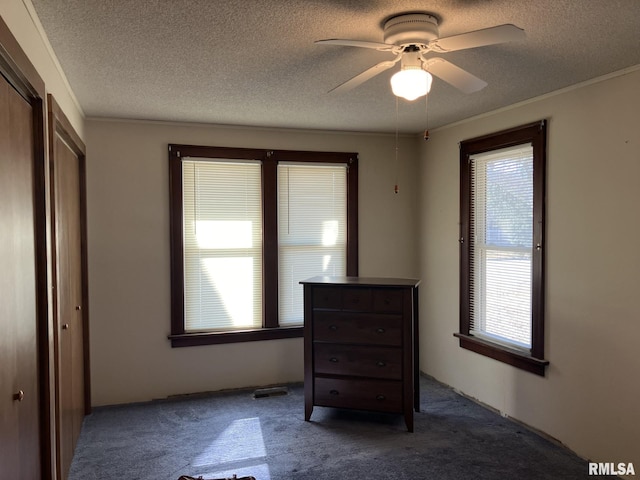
xmin=168 ymin=144 xmax=358 ymax=347
xmin=457 ymin=121 xmax=549 ymax=376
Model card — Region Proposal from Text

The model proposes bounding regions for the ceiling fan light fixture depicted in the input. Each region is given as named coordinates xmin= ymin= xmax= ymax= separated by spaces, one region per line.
xmin=390 ymin=68 xmax=432 ymax=101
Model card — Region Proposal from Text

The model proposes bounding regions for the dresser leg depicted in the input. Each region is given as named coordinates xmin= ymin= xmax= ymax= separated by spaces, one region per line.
xmin=404 ymin=411 xmax=414 ymax=433
xmin=305 ymin=403 xmax=313 ymax=422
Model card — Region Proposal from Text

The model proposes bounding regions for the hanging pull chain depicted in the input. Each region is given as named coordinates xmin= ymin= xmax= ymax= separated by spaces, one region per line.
xmin=394 ymin=96 xmax=399 ymax=194
xmin=424 ymin=92 xmax=430 ymax=141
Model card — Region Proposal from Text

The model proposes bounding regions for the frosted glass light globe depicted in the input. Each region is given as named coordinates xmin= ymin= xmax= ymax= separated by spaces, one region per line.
xmin=390 ymin=69 xmax=432 ymax=101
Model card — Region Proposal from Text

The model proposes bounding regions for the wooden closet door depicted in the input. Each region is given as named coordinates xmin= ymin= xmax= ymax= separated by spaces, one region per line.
xmin=52 ymin=128 xmax=86 ymax=480
xmin=0 ymin=69 xmax=41 ymax=480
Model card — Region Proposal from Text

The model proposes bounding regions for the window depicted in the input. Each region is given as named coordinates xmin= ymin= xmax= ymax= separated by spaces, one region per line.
xmin=169 ymin=145 xmax=358 ymax=347
xmin=182 ymin=159 xmax=263 ymax=332
xmin=456 ymin=121 xmax=549 ymax=375
xmin=278 ymin=163 xmax=348 ymax=326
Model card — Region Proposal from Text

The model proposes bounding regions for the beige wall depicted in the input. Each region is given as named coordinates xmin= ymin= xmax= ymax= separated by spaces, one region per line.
xmin=418 ymin=67 xmax=640 ymax=466
xmin=0 ymin=0 xmax=84 ymax=136
xmin=85 ymin=119 xmax=420 ymax=406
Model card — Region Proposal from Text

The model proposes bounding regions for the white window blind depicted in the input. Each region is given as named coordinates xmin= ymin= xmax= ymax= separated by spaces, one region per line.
xmin=470 ymin=144 xmax=533 ymax=350
xmin=278 ymin=163 xmax=347 ymax=326
xmin=182 ymin=158 xmax=263 ymax=332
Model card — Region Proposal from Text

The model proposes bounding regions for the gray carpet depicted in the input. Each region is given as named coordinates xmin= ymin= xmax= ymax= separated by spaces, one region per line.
xmin=69 ymin=376 xmax=603 ymax=480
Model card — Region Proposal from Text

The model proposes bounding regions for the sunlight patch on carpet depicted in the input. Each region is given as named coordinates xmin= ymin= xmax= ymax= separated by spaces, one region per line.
xmin=193 ymin=417 xmax=266 ymax=467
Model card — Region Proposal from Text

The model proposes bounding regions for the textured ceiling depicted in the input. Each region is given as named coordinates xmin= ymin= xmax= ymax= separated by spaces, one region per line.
xmin=30 ymin=0 xmax=640 ymax=134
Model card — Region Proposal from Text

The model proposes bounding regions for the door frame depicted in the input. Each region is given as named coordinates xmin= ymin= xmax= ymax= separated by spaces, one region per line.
xmin=0 ymin=14 xmax=52 ymax=480
xmin=48 ymin=93 xmax=90 ymax=480
xmin=47 ymin=94 xmax=90 ymax=415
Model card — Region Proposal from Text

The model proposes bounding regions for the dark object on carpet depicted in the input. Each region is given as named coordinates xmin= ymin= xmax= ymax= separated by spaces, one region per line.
xmin=68 ymin=375 xmax=609 ymax=480
xmin=253 ymin=386 xmax=288 ymax=399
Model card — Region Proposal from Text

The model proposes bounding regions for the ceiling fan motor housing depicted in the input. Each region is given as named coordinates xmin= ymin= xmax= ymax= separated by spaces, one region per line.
xmin=383 ymin=13 xmax=439 ymax=46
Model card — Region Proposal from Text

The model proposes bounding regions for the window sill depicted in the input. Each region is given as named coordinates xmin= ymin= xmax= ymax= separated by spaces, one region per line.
xmin=169 ymin=326 xmax=303 ymax=347
xmin=454 ymin=333 xmax=549 ymax=376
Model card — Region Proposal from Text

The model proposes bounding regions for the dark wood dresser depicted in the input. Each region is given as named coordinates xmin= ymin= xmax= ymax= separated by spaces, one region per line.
xmin=300 ymin=276 xmax=420 ymax=432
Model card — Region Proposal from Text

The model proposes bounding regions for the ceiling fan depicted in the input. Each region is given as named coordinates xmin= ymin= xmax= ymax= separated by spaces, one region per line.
xmin=316 ymin=13 xmax=525 ymax=101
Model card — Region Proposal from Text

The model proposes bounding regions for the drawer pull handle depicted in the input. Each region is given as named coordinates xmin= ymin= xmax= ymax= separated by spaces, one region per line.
xmin=376 ymin=328 xmax=386 ymax=334
xmin=376 ymin=394 xmax=386 ymax=401
xmin=376 ymin=361 xmax=386 ymax=367
xmin=329 ymin=325 xmax=338 ymax=331
xmin=329 ymin=357 xmax=339 ymax=363
xmin=329 ymin=389 xmax=339 ymax=396
xmin=384 ymin=298 xmax=391 ymax=304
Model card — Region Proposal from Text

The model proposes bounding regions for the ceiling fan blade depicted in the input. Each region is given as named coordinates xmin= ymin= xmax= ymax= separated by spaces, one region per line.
xmin=431 ymin=24 xmax=525 ymax=52
xmin=315 ymin=39 xmax=396 ymax=52
xmin=424 ymin=57 xmax=487 ymax=93
xmin=329 ymin=59 xmax=400 ymax=93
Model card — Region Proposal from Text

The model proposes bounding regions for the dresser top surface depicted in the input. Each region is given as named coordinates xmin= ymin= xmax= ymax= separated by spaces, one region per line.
xmin=300 ymin=276 xmax=420 ymax=288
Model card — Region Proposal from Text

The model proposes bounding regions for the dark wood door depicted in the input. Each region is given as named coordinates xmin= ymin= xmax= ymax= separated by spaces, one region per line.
xmin=0 ymin=70 xmax=42 ymax=480
xmin=52 ymin=124 xmax=86 ymax=480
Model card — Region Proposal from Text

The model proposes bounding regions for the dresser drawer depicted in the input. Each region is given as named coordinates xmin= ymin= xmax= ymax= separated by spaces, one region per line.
xmin=372 ymin=288 xmax=404 ymax=313
xmin=314 ymin=377 xmax=402 ymax=413
xmin=312 ymin=286 xmax=342 ymax=309
xmin=342 ymin=287 xmax=372 ymax=311
xmin=314 ymin=343 xmax=402 ymax=380
xmin=313 ymin=311 xmax=402 ymax=346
